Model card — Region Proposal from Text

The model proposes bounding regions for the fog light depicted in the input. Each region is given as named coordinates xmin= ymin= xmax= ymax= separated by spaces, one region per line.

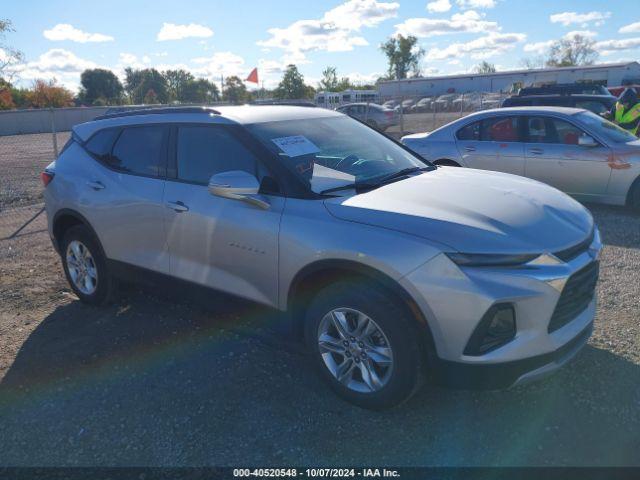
xmin=464 ymin=304 xmax=516 ymax=356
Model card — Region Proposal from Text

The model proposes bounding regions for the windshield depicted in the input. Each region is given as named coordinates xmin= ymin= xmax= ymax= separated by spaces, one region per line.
xmin=575 ymin=111 xmax=638 ymax=143
xmin=247 ymin=116 xmax=430 ymax=194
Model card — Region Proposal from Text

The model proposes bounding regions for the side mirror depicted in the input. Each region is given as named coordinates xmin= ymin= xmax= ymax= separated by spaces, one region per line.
xmin=208 ymin=170 xmax=269 ymax=209
xmin=578 ymin=134 xmax=598 ymax=147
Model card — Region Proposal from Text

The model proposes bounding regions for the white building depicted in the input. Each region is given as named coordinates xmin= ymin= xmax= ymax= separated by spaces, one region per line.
xmin=314 ymin=89 xmax=379 ymax=108
xmin=378 ymin=62 xmax=640 ymax=98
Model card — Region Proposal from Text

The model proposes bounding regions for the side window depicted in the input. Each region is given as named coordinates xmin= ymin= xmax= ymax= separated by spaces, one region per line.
xmin=84 ymin=128 xmax=120 ymax=162
xmin=110 ymin=126 xmax=166 ymax=176
xmin=527 ymin=117 xmax=585 ymax=145
xmin=482 ymin=116 xmax=520 ymax=142
xmin=456 ymin=121 xmax=481 ymax=141
xmin=176 ymin=126 xmax=260 ymax=184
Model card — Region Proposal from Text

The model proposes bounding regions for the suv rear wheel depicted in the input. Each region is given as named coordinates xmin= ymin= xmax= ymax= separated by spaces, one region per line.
xmin=61 ymin=225 xmax=114 ymax=305
xmin=304 ymin=280 xmax=423 ymax=409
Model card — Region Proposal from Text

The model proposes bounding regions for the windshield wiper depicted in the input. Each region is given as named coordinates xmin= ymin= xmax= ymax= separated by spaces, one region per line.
xmin=370 ymin=166 xmax=429 ymax=186
xmin=320 ymin=181 xmax=377 ymax=195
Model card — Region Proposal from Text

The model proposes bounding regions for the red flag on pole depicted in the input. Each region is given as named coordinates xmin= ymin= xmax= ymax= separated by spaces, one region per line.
xmin=246 ymin=68 xmax=258 ymax=84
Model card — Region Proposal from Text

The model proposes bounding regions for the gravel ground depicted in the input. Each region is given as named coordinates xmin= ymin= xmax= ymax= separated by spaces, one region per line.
xmin=0 ymin=200 xmax=638 ymax=467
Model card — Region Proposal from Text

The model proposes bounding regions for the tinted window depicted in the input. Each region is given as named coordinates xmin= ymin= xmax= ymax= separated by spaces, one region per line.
xmin=482 ymin=116 xmax=520 ymax=142
xmin=177 ymin=126 xmax=259 ymax=184
xmin=110 ymin=126 xmax=166 ymax=176
xmin=575 ymin=111 xmax=636 ymax=143
xmin=526 ymin=117 xmax=584 ymax=145
xmin=457 ymin=121 xmax=481 ymax=140
xmin=85 ymin=128 xmax=120 ymax=161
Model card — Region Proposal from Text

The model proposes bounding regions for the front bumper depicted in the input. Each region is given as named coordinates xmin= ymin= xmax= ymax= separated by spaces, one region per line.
xmin=400 ymin=229 xmax=602 ymax=388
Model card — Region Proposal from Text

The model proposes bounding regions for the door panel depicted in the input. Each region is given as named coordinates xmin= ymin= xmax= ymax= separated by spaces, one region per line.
xmin=524 ymin=116 xmax=612 ymax=196
xmin=83 ymin=125 xmax=169 ymax=273
xmin=163 ymin=182 xmax=284 ymax=306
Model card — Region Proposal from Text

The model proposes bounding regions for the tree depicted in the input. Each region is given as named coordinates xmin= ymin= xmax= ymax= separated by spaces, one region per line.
xmin=124 ymin=68 xmax=169 ymax=104
xmin=0 ymin=79 xmax=14 ymax=109
xmin=474 ymin=61 xmax=496 ymax=74
xmin=380 ymin=35 xmax=424 ymax=80
xmin=143 ymin=88 xmax=158 ymax=105
xmin=546 ymin=34 xmax=598 ymax=67
xmin=163 ymin=69 xmax=194 ymax=102
xmin=318 ymin=66 xmax=353 ymax=92
xmin=519 ymin=56 xmax=544 ymax=70
xmin=223 ymin=75 xmax=250 ymax=103
xmin=181 ymin=78 xmax=220 ymax=103
xmin=274 ymin=65 xmax=313 ymax=99
xmin=27 ymin=79 xmax=74 ymax=108
xmin=0 ymin=19 xmax=24 ymax=81
xmin=79 ymin=68 xmax=123 ymax=105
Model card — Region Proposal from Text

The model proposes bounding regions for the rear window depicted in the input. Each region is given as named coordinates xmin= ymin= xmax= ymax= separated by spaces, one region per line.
xmin=457 ymin=121 xmax=481 ymax=140
xmin=109 ymin=126 xmax=167 ymax=176
xmin=84 ymin=128 xmax=120 ymax=161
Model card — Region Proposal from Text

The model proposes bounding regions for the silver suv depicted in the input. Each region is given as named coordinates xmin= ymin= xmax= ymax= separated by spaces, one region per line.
xmin=44 ymin=106 xmax=601 ymax=409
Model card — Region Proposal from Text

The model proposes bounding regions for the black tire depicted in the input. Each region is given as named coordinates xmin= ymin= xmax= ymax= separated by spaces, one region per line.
xmin=304 ymin=280 xmax=423 ymax=410
xmin=628 ymin=178 xmax=640 ymax=211
xmin=60 ymin=224 xmax=114 ymax=305
xmin=434 ymin=159 xmax=460 ymax=167
xmin=366 ymin=119 xmax=379 ymax=130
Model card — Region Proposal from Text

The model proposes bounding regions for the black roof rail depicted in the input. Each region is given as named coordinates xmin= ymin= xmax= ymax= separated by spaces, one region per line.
xmin=94 ymin=106 xmax=221 ymax=121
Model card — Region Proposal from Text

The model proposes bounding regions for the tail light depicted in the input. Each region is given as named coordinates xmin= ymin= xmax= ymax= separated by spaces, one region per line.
xmin=385 ymin=111 xmax=394 ymax=119
xmin=41 ymin=171 xmax=55 ymax=187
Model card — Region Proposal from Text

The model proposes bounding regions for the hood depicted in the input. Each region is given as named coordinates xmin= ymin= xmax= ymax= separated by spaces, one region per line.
xmin=324 ymin=168 xmax=593 ymax=254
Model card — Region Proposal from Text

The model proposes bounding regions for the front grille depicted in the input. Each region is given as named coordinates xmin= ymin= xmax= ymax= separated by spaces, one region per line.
xmin=548 ymin=261 xmax=599 ymax=333
xmin=553 ymin=230 xmax=594 ymax=262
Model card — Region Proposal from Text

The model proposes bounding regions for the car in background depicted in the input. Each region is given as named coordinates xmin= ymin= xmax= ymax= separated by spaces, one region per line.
xmin=336 ymin=102 xmax=398 ymax=131
xmin=501 ymin=93 xmax=616 ymax=115
xmin=401 ymin=106 xmax=640 ymax=209
xmin=44 ymin=105 xmax=601 ymax=409
xmin=608 ymin=85 xmax=640 ymax=97
xmin=410 ymin=97 xmax=432 ymax=113
xmin=518 ymin=84 xmax=611 ymax=96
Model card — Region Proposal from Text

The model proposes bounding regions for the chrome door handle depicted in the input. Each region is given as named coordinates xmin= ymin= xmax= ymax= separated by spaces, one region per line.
xmin=166 ymin=201 xmax=189 ymax=213
xmin=86 ymin=180 xmax=105 ymax=190
xmin=529 ymin=148 xmax=544 ymax=155
xmin=464 ymin=146 xmax=476 ymax=152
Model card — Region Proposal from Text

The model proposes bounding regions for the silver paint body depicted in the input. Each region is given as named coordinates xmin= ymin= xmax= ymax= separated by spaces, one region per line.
xmin=45 ymin=106 xmax=600 ymax=381
xmin=401 ymin=106 xmax=640 ymax=206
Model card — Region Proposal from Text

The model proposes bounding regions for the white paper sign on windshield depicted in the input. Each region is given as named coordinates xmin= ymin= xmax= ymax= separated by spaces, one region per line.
xmin=271 ymin=135 xmax=320 ymax=157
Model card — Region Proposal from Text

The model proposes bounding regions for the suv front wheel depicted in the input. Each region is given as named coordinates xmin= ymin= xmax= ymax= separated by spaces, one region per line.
xmin=304 ymin=280 xmax=423 ymax=409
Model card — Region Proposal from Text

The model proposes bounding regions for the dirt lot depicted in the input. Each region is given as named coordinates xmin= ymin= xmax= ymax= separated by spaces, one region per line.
xmin=0 ymin=199 xmax=639 ymax=467
xmin=0 ymin=130 xmax=639 ymax=466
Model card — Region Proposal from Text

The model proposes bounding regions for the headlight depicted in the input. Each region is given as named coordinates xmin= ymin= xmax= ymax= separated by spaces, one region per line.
xmin=445 ymin=252 xmax=539 ymax=267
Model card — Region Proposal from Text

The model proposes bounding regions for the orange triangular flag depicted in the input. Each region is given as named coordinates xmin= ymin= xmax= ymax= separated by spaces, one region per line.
xmin=246 ymin=68 xmax=258 ymax=84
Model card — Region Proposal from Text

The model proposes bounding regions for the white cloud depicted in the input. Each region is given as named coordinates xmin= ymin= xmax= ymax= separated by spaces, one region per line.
xmin=395 ymin=10 xmax=499 ymax=38
xmin=427 ymin=0 xmax=451 ymax=13
xmin=157 ymin=23 xmax=213 ymax=41
xmin=456 ymin=0 xmax=496 ymax=9
xmin=564 ymin=30 xmax=597 ymax=39
xmin=191 ymin=51 xmax=246 ymax=79
xmin=619 ymin=22 xmax=640 ymax=34
xmin=10 ymin=48 xmax=99 ymax=91
xmin=550 ymin=11 xmax=611 ymax=27
xmin=43 ymin=24 xmax=114 ymax=43
xmin=595 ymin=37 xmax=640 ymax=56
xmin=426 ymin=32 xmax=525 ymax=60
xmin=258 ymin=0 xmax=399 ymax=63
xmin=523 ymin=40 xmax=554 ymax=54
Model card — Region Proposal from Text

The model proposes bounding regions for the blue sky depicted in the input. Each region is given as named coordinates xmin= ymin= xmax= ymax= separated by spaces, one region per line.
xmin=2 ymin=0 xmax=640 ymax=92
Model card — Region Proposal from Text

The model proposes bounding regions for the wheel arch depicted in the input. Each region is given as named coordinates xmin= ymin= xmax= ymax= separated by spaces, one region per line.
xmin=52 ymin=209 xmax=105 ymax=257
xmin=286 ymin=259 xmax=438 ymax=359
xmin=625 ymin=173 xmax=640 ymax=208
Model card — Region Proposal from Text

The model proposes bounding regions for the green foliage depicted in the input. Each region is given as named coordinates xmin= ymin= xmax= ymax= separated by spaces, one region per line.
xmin=274 ymin=65 xmax=314 ymax=99
xmin=380 ymin=35 xmax=424 ymax=80
xmin=79 ymin=68 xmax=124 ymax=105
xmin=164 ymin=69 xmax=195 ymax=102
xmin=318 ymin=66 xmax=355 ymax=92
xmin=125 ymin=68 xmax=169 ymax=104
xmin=27 ymin=79 xmax=74 ymax=108
xmin=180 ymin=78 xmax=220 ymax=103
xmin=546 ymin=34 xmax=598 ymax=67
xmin=223 ymin=75 xmax=251 ymax=103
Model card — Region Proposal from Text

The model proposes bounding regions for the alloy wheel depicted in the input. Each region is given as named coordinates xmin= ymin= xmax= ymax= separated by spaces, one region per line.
xmin=66 ymin=240 xmax=98 ymax=295
xmin=317 ymin=308 xmax=394 ymax=393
